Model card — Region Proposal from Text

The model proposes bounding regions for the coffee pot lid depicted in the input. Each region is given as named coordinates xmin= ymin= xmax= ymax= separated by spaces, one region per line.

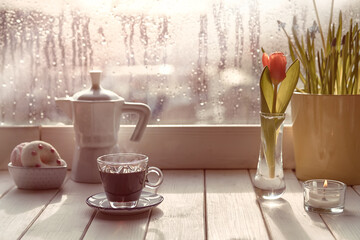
xmin=72 ymin=70 xmax=123 ymax=101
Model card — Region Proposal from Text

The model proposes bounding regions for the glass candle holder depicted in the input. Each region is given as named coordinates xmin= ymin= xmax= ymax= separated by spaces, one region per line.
xmin=303 ymin=179 xmax=346 ymax=214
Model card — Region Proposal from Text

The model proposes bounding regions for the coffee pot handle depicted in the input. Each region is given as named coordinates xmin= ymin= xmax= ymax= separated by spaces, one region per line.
xmin=122 ymin=102 xmax=151 ymax=141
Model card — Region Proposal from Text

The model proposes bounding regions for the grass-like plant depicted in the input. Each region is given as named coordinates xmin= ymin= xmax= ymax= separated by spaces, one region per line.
xmin=279 ymin=0 xmax=360 ymax=94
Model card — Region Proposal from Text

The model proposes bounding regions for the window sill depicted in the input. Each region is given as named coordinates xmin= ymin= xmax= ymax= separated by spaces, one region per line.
xmin=0 ymin=125 xmax=294 ymax=170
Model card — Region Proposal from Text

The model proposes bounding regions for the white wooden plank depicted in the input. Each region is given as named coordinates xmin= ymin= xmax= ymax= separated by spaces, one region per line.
xmin=84 ymin=211 xmax=151 ymax=240
xmin=0 ymin=181 xmax=62 ymax=239
xmin=250 ymin=170 xmax=334 ymax=240
xmin=320 ymin=186 xmax=360 ymax=239
xmin=146 ymin=170 xmax=205 ymax=240
xmin=206 ymin=170 xmax=269 ymax=240
xmin=353 ymin=185 xmax=360 ymax=195
xmin=0 ymin=171 xmax=14 ymax=198
xmin=22 ymin=178 xmax=103 ymax=240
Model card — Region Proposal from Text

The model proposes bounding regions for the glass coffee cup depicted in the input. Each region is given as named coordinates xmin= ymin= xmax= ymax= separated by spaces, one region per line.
xmin=97 ymin=153 xmax=163 ymax=209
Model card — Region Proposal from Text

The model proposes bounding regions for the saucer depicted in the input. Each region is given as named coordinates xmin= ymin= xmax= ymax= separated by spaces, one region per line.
xmin=86 ymin=191 xmax=164 ymax=215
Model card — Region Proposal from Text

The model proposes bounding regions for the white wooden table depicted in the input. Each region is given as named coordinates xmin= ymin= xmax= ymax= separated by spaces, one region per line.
xmin=1 ymin=169 xmax=360 ymax=240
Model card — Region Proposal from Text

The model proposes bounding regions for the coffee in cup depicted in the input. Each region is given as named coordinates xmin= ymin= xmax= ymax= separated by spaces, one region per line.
xmin=97 ymin=153 xmax=163 ymax=208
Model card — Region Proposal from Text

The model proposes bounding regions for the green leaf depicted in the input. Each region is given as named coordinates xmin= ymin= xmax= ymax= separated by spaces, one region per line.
xmin=335 ymin=11 xmax=343 ymax=51
xmin=288 ymin=39 xmax=296 ymax=62
xmin=260 ymin=67 xmax=273 ymax=113
xmin=276 ymin=59 xmax=300 ymax=113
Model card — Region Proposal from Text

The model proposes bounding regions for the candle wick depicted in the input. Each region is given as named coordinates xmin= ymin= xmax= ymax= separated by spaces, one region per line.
xmin=322 ymin=188 xmax=327 ymax=201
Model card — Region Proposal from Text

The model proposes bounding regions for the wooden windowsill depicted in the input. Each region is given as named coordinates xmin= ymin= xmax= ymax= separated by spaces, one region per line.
xmin=0 ymin=125 xmax=295 ymax=170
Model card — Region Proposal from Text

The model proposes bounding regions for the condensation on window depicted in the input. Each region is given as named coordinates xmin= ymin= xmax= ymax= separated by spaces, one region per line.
xmin=0 ymin=0 xmax=359 ymax=125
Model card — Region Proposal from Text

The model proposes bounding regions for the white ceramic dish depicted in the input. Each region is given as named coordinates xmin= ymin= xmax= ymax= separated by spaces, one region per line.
xmin=8 ymin=162 xmax=67 ymax=190
xmin=86 ymin=191 xmax=164 ymax=215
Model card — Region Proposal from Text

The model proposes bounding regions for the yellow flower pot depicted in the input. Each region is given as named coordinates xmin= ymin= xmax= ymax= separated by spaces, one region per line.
xmin=291 ymin=92 xmax=360 ymax=185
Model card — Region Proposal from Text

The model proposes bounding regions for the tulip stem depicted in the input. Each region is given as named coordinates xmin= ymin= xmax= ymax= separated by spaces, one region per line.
xmin=272 ymin=83 xmax=278 ymax=113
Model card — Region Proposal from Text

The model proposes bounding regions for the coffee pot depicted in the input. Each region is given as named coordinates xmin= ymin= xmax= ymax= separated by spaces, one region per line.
xmin=56 ymin=70 xmax=151 ymax=183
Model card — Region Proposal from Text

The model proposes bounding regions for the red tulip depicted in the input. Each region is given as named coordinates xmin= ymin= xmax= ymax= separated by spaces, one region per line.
xmin=262 ymin=52 xmax=270 ymax=68
xmin=262 ymin=52 xmax=287 ymax=85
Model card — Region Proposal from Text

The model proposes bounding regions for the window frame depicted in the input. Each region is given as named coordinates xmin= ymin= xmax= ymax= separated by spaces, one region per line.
xmin=0 ymin=125 xmax=295 ymax=170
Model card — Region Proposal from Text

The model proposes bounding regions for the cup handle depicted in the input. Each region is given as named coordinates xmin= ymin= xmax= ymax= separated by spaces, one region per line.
xmin=145 ymin=166 xmax=164 ymax=189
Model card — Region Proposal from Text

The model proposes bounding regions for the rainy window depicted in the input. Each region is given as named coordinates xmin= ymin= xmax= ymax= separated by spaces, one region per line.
xmin=1 ymin=0 xmax=359 ymax=125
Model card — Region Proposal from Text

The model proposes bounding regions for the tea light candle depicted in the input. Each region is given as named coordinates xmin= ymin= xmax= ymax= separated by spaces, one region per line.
xmin=303 ymin=179 xmax=346 ymax=214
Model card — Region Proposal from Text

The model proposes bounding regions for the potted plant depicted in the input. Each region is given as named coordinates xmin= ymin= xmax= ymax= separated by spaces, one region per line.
xmin=280 ymin=0 xmax=360 ymax=184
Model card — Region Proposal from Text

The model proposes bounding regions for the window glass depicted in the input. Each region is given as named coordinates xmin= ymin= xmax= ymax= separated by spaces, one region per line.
xmin=0 ymin=0 xmax=359 ymax=125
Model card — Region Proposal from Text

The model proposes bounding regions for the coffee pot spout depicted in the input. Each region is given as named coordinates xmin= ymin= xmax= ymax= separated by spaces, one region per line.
xmin=55 ymin=98 xmax=73 ymax=120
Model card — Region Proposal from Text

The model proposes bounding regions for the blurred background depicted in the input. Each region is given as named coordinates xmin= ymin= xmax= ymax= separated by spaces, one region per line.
xmin=0 ymin=0 xmax=359 ymax=125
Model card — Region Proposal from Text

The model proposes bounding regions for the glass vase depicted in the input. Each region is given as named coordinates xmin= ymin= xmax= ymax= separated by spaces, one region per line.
xmin=254 ymin=112 xmax=286 ymax=200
